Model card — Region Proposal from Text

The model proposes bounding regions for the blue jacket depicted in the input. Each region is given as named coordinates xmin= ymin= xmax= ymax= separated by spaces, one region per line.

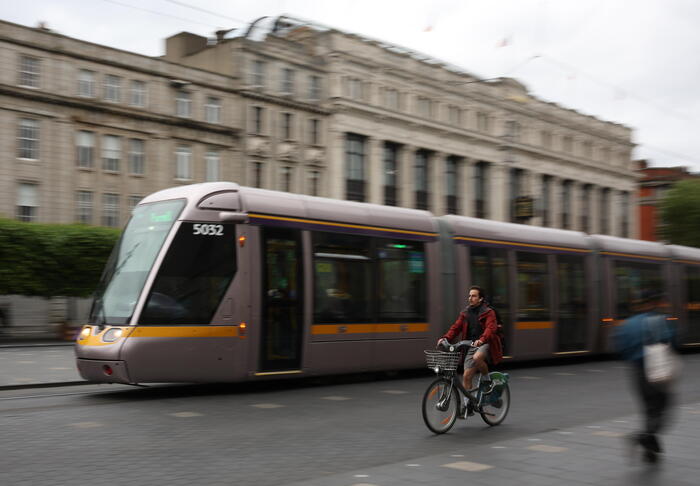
xmin=613 ymin=311 xmax=677 ymax=365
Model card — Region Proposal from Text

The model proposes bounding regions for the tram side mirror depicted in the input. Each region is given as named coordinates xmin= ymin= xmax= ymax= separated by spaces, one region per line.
xmin=219 ymin=211 xmax=249 ymax=223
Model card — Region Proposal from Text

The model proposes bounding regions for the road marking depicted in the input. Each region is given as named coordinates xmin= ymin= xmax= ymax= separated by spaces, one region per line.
xmin=170 ymin=412 xmax=203 ymax=418
xmin=251 ymin=403 xmax=284 ymax=409
xmin=491 ymin=446 xmax=507 ymax=449
xmin=12 ymin=378 xmax=33 ymax=383
xmin=450 ymin=454 xmax=465 ymax=457
xmin=321 ymin=396 xmax=351 ymax=401
xmin=353 ymin=474 xmax=370 ymax=478
xmin=593 ymin=431 xmax=625 ymax=437
xmin=586 ymin=425 xmax=602 ymax=429
xmin=405 ymin=464 xmax=421 ymax=467
xmin=69 ymin=422 xmax=103 ymax=428
xmin=586 ymin=369 xmax=604 ymax=372
xmin=527 ymin=444 xmax=568 ymax=453
xmin=555 ymin=372 xmax=575 ymax=376
xmin=350 ymin=483 xmax=378 ymax=486
xmin=382 ymin=390 xmax=408 ymax=394
xmin=613 ymin=420 xmax=629 ymax=423
xmin=521 ymin=376 xmax=541 ymax=380
xmin=442 ymin=461 xmax=493 ymax=472
xmin=689 ymin=410 xmax=700 ymax=415
xmin=557 ymin=431 xmax=573 ymax=435
xmin=527 ymin=438 xmax=542 ymax=441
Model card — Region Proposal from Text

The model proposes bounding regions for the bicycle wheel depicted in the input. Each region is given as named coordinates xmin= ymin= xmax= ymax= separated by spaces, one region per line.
xmin=422 ymin=378 xmax=459 ymax=434
xmin=480 ymin=383 xmax=510 ymax=426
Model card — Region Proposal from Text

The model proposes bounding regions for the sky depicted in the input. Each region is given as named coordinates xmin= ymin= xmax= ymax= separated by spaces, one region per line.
xmin=3 ymin=0 xmax=700 ymax=172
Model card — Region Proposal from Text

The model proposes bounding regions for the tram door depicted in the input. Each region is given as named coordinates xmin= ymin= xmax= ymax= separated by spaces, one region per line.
xmin=259 ymin=228 xmax=303 ymax=372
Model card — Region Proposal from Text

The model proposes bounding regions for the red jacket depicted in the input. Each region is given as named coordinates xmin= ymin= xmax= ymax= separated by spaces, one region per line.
xmin=442 ymin=304 xmax=503 ymax=365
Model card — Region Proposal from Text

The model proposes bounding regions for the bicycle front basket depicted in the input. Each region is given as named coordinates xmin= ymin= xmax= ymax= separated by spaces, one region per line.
xmin=424 ymin=350 xmax=461 ymax=372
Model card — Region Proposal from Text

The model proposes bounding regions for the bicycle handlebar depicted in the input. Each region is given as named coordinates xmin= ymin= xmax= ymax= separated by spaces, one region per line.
xmin=437 ymin=339 xmax=477 ymax=352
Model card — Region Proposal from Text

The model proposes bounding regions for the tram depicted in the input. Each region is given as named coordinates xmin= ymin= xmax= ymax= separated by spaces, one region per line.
xmin=75 ymin=182 xmax=700 ymax=384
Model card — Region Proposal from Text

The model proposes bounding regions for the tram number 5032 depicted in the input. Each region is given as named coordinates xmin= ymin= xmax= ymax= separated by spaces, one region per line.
xmin=192 ymin=223 xmax=224 ymax=236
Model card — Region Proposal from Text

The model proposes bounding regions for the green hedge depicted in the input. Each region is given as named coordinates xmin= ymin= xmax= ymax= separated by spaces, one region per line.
xmin=0 ymin=219 xmax=120 ymax=297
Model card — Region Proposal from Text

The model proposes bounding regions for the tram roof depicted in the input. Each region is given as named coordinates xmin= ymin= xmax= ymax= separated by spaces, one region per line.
xmin=239 ymin=187 xmax=437 ymax=234
xmin=440 ymin=215 xmax=590 ymax=250
xmin=140 ymin=183 xmax=437 ymax=234
xmin=588 ymin=234 xmax=670 ymax=259
xmin=667 ymin=244 xmax=700 ymax=263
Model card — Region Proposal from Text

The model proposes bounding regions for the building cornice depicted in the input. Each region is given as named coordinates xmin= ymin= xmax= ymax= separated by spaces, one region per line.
xmin=240 ymin=89 xmax=331 ymax=115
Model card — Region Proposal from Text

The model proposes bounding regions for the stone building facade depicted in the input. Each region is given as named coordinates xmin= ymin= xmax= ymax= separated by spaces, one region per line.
xmin=0 ymin=15 xmax=637 ymax=236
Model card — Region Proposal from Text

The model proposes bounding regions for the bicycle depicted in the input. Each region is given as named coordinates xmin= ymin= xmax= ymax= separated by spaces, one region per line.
xmin=422 ymin=340 xmax=510 ymax=434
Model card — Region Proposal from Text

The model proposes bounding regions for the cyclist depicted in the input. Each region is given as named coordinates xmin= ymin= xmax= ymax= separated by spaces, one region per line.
xmin=437 ymin=286 xmax=503 ymax=414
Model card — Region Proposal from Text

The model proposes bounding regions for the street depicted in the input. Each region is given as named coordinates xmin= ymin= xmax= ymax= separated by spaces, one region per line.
xmin=1 ymin=349 xmax=699 ymax=485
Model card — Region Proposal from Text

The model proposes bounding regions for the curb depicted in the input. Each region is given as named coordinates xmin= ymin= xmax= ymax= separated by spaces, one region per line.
xmin=0 ymin=342 xmax=75 ymax=348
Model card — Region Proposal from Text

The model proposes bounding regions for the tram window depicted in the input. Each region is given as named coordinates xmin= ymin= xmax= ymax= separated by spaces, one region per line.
xmin=557 ymin=255 xmax=586 ymax=351
xmin=470 ymin=246 xmax=509 ymax=325
xmin=313 ymin=232 xmax=373 ymax=323
xmin=377 ymin=240 xmax=426 ymax=321
xmin=90 ymin=199 xmax=185 ymax=326
xmin=516 ymin=252 xmax=550 ymax=321
xmin=139 ymin=222 xmax=237 ymax=325
xmin=615 ymin=262 xmax=663 ymax=320
xmin=687 ymin=266 xmax=700 ymax=342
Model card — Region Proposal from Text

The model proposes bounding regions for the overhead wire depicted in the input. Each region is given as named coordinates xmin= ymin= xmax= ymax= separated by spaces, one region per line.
xmin=101 ymin=0 xmax=219 ymax=28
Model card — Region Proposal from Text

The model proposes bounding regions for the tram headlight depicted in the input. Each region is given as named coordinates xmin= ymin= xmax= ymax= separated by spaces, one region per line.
xmin=79 ymin=327 xmax=92 ymax=339
xmin=102 ymin=328 xmax=124 ymax=343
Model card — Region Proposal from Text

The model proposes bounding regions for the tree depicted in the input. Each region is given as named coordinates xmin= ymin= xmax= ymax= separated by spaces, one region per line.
xmin=660 ymin=179 xmax=700 ymax=247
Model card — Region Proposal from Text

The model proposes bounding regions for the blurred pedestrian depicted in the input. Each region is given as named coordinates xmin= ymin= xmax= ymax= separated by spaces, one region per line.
xmin=613 ymin=289 xmax=680 ymax=464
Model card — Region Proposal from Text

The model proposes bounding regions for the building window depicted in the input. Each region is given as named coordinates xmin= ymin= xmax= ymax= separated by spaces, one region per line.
xmin=17 ymin=119 xmax=39 ymax=160
xmin=76 ymin=131 xmax=95 ymax=169
xmin=542 ymin=175 xmax=551 ymax=226
xmin=308 ymin=169 xmax=320 ymax=196
xmin=417 ymin=97 xmax=432 ymax=118
xmin=205 ymin=150 xmax=220 ymax=182
xmin=446 ymin=156 xmax=458 ymax=214
xmin=449 ymin=106 xmax=461 ymax=126
xmin=78 ymin=70 xmax=96 ymax=98
xmin=384 ymin=142 xmax=399 ymax=206
xmin=102 ymin=193 xmax=120 ymax=227
xmin=281 ymin=68 xmax=294 ymax=95
xmin=281 ymin=112 xmax=294 ymax=140
xmin=541 ymin=130 xmax=552 ymax=149
xmin=128 ymin=195 xmax=142 ymax=212
xmin=205 ymin=97 xmax=221 ymax=123
xmin=130 ymin=80 xmax=146 ymax=107
xmin=175 ymin=145 xmax=192 ymax=180
xmin=76 ymin=190 xmax=93 ymax=224
xmin=176 ymin=90 xmax=191 ymax=117
xmin=506 ymin=121 xmax=520 ymax=142
xmin=385 ymin=88 xmax=399 ymax=110
xmin=102 ymin=135 xmax=121 ymax=172
xmin=309 ymin=75 xmax=321 ymax=100
xmin=16 ymin=183 xmax=38 ymax=222
xmin=251 ymin=59 xmax=265 ymax=87
xmin=252 ymin=161 xmax=264 ymax=188
xmin=562 ymin=135 xmax=573 ymax=153
xmin=308 ymin=118 xmax=320 ymax=145
xmin=18 ymin=55 xmax=40 ymax=88
xmin=600 ymin=188 xmax=610 ymax=234
xmin=345 ymin=133 xmax=366 ymax=202
xmin=128 ymin=139 xmax=145 ymax=175
xmin=474 ymin=161 xmax=488 ymax=218
xmin=251 ymin=106 xmax=264 ymax=134
xmin=510 ymin=168 xmax=523 ymax=222
xmin=347 ymin=78 xmax=363 ymax=100
xmin=620 ymin=191 xmax=630 ymax=237
xmin=104 ymin=75 xmax=121 ymax=102
xmin=477 ymin=112 xmax=490 ymax=132
xmin=280 ymin=166 xmax=293 ymax=192
xmin=415 ymin=150 xmax=429 ymax=210
xmin=580 ymin=184 xmax=591 ymax=232
xmin=561 ymin=180 xmax=572 ymax=229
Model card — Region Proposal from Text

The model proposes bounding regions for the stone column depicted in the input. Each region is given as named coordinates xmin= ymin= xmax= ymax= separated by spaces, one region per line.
xmin=589 ymin=185 xmax=601 ymax=234
xmin=629 ymin=188 xmax=639 ymax=239
xmin=610 ymin=189 xmax=621 ymax=237
xmin=367 ymin=137 xmax=383 ymax=205
xmin=461 ymin=158 xmax=475 ymax=217
xmin=570 ymin=181 xmax=581 ymax=232
xmin=489 ymin=163 xmax=508 ymax=222
xmin=399 ymin=144 xmax=415 ymax=209
xmin=431 ymin=151 xmax=445 ymax=215
xmin=327 ymin=129 xmax=345 ymax=200
xmin=530 ymin=171 xmax=544 ymax=227
xmin=550 ymin=177 xmax=562 ymax=229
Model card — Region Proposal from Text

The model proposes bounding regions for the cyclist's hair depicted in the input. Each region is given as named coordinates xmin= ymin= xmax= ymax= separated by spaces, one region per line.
xmin=469 ymin=285 xmax=486 ymax=300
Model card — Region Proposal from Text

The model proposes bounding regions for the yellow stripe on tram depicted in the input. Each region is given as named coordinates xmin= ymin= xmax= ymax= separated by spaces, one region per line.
xmin=129 ymin=326 xmax=240 ymax=338
xmin=311 ymin=323 xmax=429 ymax=335
xmin=515 ymin=321 xmax=554 ymax=330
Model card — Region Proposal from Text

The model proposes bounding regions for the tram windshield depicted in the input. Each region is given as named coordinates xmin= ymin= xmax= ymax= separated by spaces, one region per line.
xmin=89 ymin=199 xmax=186 ymax=326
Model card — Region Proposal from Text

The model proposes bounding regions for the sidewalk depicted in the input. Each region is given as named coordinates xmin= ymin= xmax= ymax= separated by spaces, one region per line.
xmin=288 ymin=405 xmax=700 ymax=486
xmin=0 ymin=341 xmax=84 ymax=388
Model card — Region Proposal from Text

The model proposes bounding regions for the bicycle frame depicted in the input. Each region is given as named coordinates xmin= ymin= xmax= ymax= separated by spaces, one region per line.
xmin=436 ymin=369 xmax=490 ymax=415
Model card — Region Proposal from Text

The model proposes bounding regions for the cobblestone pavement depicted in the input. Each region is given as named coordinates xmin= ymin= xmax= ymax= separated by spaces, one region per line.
xmin=0 ymin=342 xmax=80 ymax=387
